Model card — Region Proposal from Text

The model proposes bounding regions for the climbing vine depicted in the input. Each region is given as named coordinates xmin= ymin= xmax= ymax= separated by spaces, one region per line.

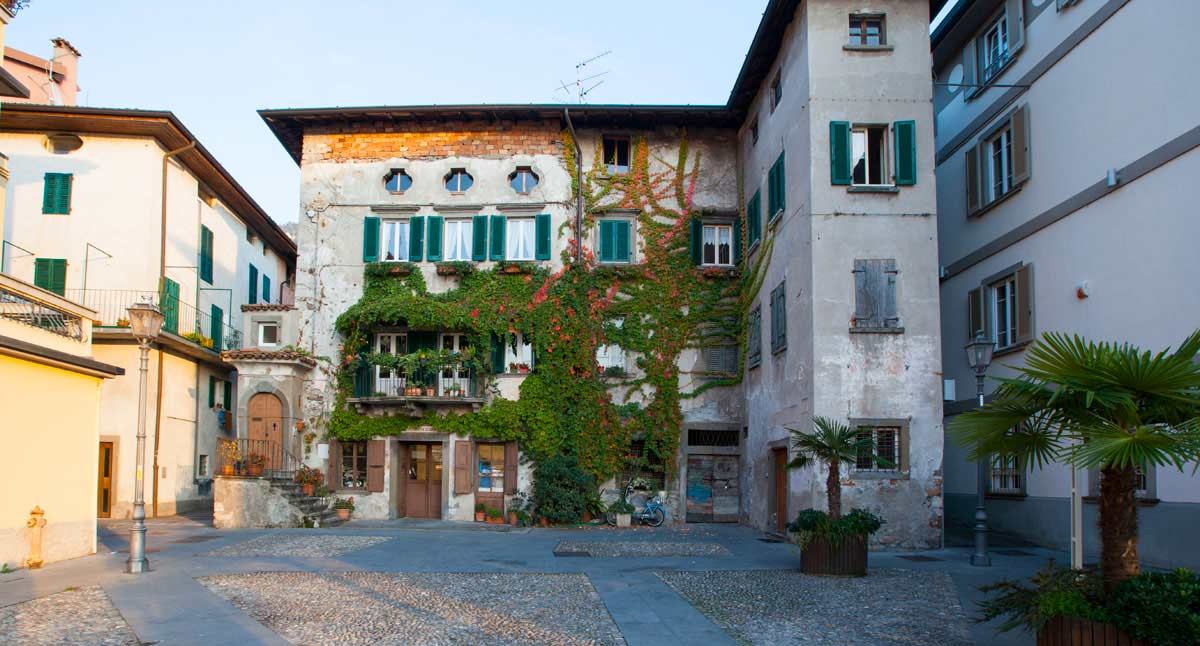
xmin=329 ymin=132 xmax=772 ymax=481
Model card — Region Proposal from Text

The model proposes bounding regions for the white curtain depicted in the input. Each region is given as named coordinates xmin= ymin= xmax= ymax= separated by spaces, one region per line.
xmin=507 ymin=219 xmax=535 ymax=261
xmin=384 ymin=221 xmax=409 ymax=261
xmin=445 ymin=220 xmax=473 ymax=260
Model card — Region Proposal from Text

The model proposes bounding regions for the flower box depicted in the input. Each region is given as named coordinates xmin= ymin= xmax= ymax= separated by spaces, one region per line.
xmin=799 ymin=535 xmax=867 ymax=576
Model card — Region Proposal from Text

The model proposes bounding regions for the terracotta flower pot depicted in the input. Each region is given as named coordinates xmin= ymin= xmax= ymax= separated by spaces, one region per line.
xmin=336 ymin=508 xmax=351 ymax=521
xmin=581 ymin=511 xmax=593 ymax=523
xmin=301 ymin=483 xmax=315 ymax=496
xmin=246 ymin=464 xmax=263 ymax=477
xmin=475 ymin=512 xmax=486 ymax=522
xmin=539 ymin=517 xmax=550 ymax=527
xmin=222 ymin=464 xmax=234 ymax=476
xmin=508 ymin=512 xmax=519 ymax=525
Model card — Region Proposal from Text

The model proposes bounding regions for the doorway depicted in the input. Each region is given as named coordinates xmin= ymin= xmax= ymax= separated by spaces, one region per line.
xmin=475 ymin=443 xmax=507 ymax=516
xmin=772 ymin=448 xmax=788 ymax=533
xmin=439 ymin=333 xmax=471 ymax=396
xmin=97 ymin=441 xmax=114 ymax=518
xmin=247 ymin=392 xmax=284 ymax=470
xmin=400 ymin=443 xmax=443 ymax=519
xmin=685 ymin=454 xmax=740 ymax=522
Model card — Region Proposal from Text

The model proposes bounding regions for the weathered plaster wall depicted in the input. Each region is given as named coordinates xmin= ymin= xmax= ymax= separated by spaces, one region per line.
xmin=212 ymin=476 xmax=302 ymax=529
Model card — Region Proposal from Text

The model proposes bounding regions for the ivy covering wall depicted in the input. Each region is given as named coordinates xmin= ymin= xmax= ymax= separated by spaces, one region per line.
xmin=329 ymin=133 xmax=772 ymax=480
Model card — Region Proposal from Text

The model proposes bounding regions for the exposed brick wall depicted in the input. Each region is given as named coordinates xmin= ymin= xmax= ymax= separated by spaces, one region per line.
xmin=301 ymin=119 xmax=564 ymax=164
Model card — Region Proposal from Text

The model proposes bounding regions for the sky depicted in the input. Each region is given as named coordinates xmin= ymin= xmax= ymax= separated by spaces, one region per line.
xmin=5 ymin=1 xmax=767 ymax=225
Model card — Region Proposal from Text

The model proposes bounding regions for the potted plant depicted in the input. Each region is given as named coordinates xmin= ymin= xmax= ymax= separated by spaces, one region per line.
xmin=115 ymin=317 xmax=131 ymax=328
xmin=785 ymin=416 xmax=889 ymax=575
xmin=244 ymin=453 xmax=266 ymax=477
xmin=474 ymin=502 xmax=486 ymax=522
xmin=294 ymin=465 xmax=324 ymax=496
xmin=486 ymin=507 xmax=504 ymax=524
xmin=952 ymin=331 xmax=1200 ymax=645
xmin=218 ymin=439 xmax=241 ymax=476
xmin=530 ymin=454 xmax=595 ymax=525
xmin=609 ymin=499 xmax=635 ymax=528
xmin=583 ymin=491 xmax=606 ymax=523
xmin=508 ymin=491 xmax=530 ymax=525
xmin=509 ymin=362 xmax=530 ymax=374
xmin=333 ymin=496 xmax=355 ymax=521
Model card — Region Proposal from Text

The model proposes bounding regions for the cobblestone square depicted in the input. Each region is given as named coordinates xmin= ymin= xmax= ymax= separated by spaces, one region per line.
xmin=199 ymin=534 xmax=391 ymax=558
xmin=0 ymin=586 xmax=140 ymax=646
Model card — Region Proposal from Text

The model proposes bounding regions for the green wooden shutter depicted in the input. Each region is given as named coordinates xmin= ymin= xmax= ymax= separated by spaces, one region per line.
xmin=33 ymin=258 xmax=67 ymax=295
xmin=775 ymin=152 xmax=786 ymax=213
xmin=223 ymin=380 xmax=232 ymax=411
xmin=689 ymin=218 xmax=703 ymax=265
xmin=408 ymin=216 xmax=425 ymax=261
xmin=161 ymin=278 xmax=180 ymax=333
xmin=362 ymin=216 xmax=380 ymax=262
xmin=210 ymin=305 xmax=224 ymax=350
xmin=597 ymin=220 xmax=613 ymax=262
xmin=747 ymin=191 xmax=761 ymax=246
xmin=208 ymin=376 xmax=217 ymax=407
xmin=426 ymin=215 xmax=443 ymax=262
xmin=893 ymin=120 xmax=917 ymax=186
xmin=42 ymin=173 xmax=72 ymax=214
xmin=535 ymin=213 xmax=551 ymax=260
xmin=615 ymin=220 xmax=631 ymax=262
xmin=262 ymin=275 xmax=271 ymax=304
xmin=830 ymin=121 xmax=852 ymax=185
xmin=248 ymin=264 xmax=258 ymax=304
xmin=490 ymin=333 xmax=506 ymax=373
xmin=733 ymin=217 xmax=742 ymax=264
xmin=199 ymin=226 xmax=214 ymax=284
xmin=489 ymin=215 xmax=506 ymax=261
xmin=471 ymin=215 xmax=489 ymax=261
xmin=768 ymin=152 xmax=786 ymax=217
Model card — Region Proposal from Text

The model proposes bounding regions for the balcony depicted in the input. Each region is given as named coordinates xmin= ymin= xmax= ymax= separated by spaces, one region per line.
xmin=348 ymin=362 xmax=486 ymax=416
xmin=0 ymin=279 xmax=85 ymax=341
xmin=66 ymin=288 xmax=241 ymax=353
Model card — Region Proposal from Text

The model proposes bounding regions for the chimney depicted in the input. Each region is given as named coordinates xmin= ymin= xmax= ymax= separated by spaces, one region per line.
xmin=49 ymin=37 xmax=80 ymax=105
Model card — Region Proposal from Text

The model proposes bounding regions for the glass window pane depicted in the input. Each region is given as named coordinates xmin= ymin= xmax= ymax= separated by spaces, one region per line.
xmin=851 ymin=130 xmax=867 ymax=185
xmin=866 ymin=21 xmax=881 ymax=46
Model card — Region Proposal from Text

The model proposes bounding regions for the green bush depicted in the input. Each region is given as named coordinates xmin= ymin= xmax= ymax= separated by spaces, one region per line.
xmin=1106 ymin=569 xmax=1200 ymax=645
xmin=531 ymin=454 xmax=595 ymax=524
xmin=785 ymin=508 xmax=884 ymax=548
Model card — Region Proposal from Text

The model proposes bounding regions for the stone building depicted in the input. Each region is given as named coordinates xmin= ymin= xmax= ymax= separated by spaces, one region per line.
xmin=257 ymin=0 xmax=944 ymax=545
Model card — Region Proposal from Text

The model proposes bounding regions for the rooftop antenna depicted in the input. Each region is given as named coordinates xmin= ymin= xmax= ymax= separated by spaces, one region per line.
xmin=553 ymin=50 xmax=612 ymax=103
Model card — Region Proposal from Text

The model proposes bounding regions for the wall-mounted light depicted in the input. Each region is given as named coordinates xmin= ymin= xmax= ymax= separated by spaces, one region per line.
xmin=1106 ymin=169 xmax=1120 ymax=188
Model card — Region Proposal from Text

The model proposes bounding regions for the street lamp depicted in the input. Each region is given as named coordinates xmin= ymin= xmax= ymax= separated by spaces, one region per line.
xmin=965 ymin=331 xmax=995 ymax=567
xmin=126 ymin=300 xmax=163 ymax=574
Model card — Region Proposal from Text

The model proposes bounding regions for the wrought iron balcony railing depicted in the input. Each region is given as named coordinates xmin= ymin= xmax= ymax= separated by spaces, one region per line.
xmin=0 ymin=282 xmax=84 ymax=340
xmin=65 ymin=288 xmax=241 ymax=352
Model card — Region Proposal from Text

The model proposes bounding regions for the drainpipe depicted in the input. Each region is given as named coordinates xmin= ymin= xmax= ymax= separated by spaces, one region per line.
xmin=563 ymin=109 xmax=583 ymax=264
xmin=152 ymin=141 xmax=196 ymax=517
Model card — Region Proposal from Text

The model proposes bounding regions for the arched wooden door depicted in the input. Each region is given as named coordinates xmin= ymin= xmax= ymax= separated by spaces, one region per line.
xmin=247 ymin=393 xmax=285 ymax=471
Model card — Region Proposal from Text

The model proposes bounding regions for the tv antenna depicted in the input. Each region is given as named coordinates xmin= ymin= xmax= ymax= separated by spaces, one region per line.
xmin=554 ymin=50 xmax=612 ymax=103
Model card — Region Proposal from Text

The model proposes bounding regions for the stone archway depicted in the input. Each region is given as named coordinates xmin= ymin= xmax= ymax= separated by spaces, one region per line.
xmin=247 ymin=392 xmax=285 ymax=471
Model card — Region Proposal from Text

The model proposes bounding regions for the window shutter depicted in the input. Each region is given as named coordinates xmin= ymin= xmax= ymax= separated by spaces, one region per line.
xmin=535 ymin=213 xmax=551 ymax=260
xmin=490 ymin=333 xmax=506 ymax=373
xmin=965 ymin=146 xmax=981 ymax=215
xmin=853 ymin=260 xmax=877 ymax=327
xmin=408 ymin=216 xmax=425 ymax=261
xmin=453 ymin=441 xmax=473 ymax=494
xmin=426 ymin=215 xmax=444 ymax=262
xmin=42 ymin=173 xmax=72 ymax=214
xmin=1011 ymin=105 xmax=1031 ymax=186
xmin=1006 ymin=0 xmax=1025 ymax=55
xmin=472 ymin=215 xmax=489 ymax=261
xmin=968 ymin=286 xmax=985 ymax=339
xmin=262 ymin=275 xmax=271 ymax=304
xmin=1015 ymin=264 xmax=1035 ymax=345
xmin=962 ymin=39 xmax=979 ymax=100
xmin=362 ymin=216 xmax=380 ymax=262
xmin=199 ymin=226 xmax=213 ymax=283
xmin=883 ymin=260 xmax=899 ymax=327
xmin=598 ymin=221 xmax=614 ymax=262
xmin=732 ymin=217 xmax=742 ymax=264
xmin=211 ymin=305 xmax=223 ymax=350
xmin=615 ymin=220 xmax=631 ymax=262
xmin=747 ymin=191 xmax=761 ymax=246
xmin=327 ymin=439 xmax=341 ymax=489
xmin=489 ymin=215 xmax=506 ymax=261
xmin=248 ymin=264 xmax=259 ymax=304
xmin=830 ymin=122 xmax=852 ymax=185
xmin=161 ymin=277 xmax=180 ymax=333
xmin=366 ymin=439 xmax=385 ymax=492
xmin=208 ymin=376 xmax=217 ymax=408
xmin=223 ymin=380 xmax=232 ymax=411
xmin=503 ymin=441 xmax=519 ymax=495
xmin=689 ymin=218 xmax=703 ymax=265
xmin=893 ymin=121 xmax=917 ymax=186
xmin=34 ymin=258 xmax=66 ymax=294
xmin=774 ymin=152 xmax=786 ymax=214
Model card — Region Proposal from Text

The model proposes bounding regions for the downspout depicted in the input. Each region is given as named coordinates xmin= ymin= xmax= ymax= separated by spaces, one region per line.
xmin=563 ymin=109 xmax=583 ymax=264
xmin=152 ymin=141 xmax=196 ymax=517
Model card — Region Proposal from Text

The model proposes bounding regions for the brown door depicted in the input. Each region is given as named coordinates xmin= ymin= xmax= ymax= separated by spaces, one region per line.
xmin=403 ymin=443 xmax=443 ymax=518
xmin=474 ymin=443 xmax=506 ymax=516
xmin=247 ymin=393 xmax=284 ymax=470
xmin=97 ymin=442 xmax=114 ymax=518
xmin=772 ymin=448 xmax=788 ymax=532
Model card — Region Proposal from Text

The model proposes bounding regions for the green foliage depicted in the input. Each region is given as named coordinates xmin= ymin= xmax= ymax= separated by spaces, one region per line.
xmin=608 ymin=498 xmax=636 ymax=515
xmin=530 ymin=454 xmax=595 ymax=524
xmin=1106 ymin=569 xmax=1200 ymax=645
xmin=785 ymin=508 xmax=884 ymax=548
xmin=474 ymin=502 xmax=485 ymax=513
xmin=485 ymin=507 xmax=502 ymax=519
xmin=332 ymin=496 xmax=355 ymax=510
xmin=787 ymin=417 xmax=881 ymax=471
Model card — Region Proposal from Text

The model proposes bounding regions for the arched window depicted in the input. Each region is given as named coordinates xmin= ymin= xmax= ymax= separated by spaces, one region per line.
xmin=509 ymin=167 xmax=539 ymax=193
xmin=385 ymin=169 xmax=412 ymax=193
xmin=445 ymin=169 xmax=473 ymax=192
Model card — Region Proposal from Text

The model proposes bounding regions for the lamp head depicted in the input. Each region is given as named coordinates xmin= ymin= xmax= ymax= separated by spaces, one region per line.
xmin=127 ymin=300 xmax=164 ymax=342
xmin=965 ymin=331 xmax=995 ymax=374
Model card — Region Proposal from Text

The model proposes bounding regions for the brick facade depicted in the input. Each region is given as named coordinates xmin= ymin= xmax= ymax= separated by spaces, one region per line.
xmin=301 ymin=119 xmax=564 ymax=164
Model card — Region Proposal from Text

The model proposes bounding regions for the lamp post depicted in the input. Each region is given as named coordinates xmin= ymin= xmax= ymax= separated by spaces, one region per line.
xmin=965 ymin=331 xmax=996 ymax=566
xmin=126 ymin=300 xmax=164 ymax=574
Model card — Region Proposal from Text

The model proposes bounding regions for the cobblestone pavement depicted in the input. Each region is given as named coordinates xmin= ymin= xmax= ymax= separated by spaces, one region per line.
xmin=0 ymin=585 xmax=141 ymax=646
xmin=555 ymin=541 xmax=731 ymax=557
xmin=657 ymin=569 xmax=974 ymax=645
xmin=199 ymin=534 xmax=391 ymax=558
xmin=198 ymin=571 xmax=625 ymax=646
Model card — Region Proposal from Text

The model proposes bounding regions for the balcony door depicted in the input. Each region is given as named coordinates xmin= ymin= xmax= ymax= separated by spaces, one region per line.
xmin=375 ymin=332 xmax=407 ymax=395
xmin=439 ymin=333 xmax=470 ymax=396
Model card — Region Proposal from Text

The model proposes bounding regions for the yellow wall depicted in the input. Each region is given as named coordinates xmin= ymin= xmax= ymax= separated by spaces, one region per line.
xmin=0 ymin=354 xmax=103 ymax=567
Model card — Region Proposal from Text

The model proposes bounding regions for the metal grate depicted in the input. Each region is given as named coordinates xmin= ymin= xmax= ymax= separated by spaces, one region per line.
xmin=0 ymin=284 xmax=84 ymax=339
xmin=897 ymin=554 xmax=943 ymax=562
xmin=688 ymin=429 xmax=739 ymax=447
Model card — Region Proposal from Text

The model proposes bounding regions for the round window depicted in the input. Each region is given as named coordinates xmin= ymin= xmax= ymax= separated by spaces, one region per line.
xmin=385 ymin=169 xmax=412 ymax=193
xmin=445 ymin=169 xmax=474 ymax=192
xmin=509 ymin=167 xmax=539 ymax=193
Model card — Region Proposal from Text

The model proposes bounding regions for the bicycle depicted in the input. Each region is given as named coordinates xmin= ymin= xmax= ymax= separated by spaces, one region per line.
xmin=605 ymin=482 xmax=666 ymax=527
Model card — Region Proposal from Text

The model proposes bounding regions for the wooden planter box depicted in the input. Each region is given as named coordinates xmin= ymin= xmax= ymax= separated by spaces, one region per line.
xmin=1038 ymin=616 xmax=1147 ymax=646
xmin=799 ymin=535 xmax=867 ymax=576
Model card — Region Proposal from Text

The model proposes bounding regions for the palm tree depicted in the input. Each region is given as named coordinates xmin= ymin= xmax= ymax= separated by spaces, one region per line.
xmin=787 ymin=417 xmax=881 ymax=519
xmin=950 ymin=331 xmax=1200 ymax=592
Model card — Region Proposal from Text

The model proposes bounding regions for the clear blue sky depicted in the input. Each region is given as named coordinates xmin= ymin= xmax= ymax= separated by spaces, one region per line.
xmin=6 ymin=1 xmax=768 ymax=225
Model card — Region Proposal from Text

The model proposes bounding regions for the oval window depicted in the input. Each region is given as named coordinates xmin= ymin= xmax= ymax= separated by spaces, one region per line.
xmin=385 ymin=169 xmax=412 ymax=193
xmin=445 ymin=169 xmax=474 ymax=192
xmin=510 ymin=167 xmax=539 ymax=193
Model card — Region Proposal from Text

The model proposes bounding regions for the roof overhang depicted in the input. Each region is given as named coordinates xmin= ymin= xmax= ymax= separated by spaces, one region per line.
xmin=932 ymin=0 xmax=1005 ymax=71
xmin=0 ymin=66 xmax=30 ymax=99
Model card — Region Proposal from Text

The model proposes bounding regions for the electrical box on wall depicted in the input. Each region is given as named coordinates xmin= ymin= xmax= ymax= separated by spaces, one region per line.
xmin=943 ymin=379 xmax=956 ymax=402
xmin=317 ymin=443 xmax=329 ymax=460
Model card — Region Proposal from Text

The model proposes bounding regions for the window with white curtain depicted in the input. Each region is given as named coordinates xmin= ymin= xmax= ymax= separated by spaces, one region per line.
xmin=507 ymin=218 xmax=535 ymax=261
xmin=382 ymin=220 xmax=409 ymax=262
xmin=504 ymin=332 xmax=533 ymax=372
xmin=443 ymin=219 xmax=473 ymax=261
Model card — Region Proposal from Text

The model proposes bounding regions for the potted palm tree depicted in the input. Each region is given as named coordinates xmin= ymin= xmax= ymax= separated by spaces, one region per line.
xmin=952 ymin=331 xmax=1200 ymax=645
xmin=786 ymin=416 xmax=888 ymax=576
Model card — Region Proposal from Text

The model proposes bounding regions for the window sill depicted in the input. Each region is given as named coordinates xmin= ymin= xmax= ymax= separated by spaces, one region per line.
xmin=993 ymin=341 xmax=1030 ymax=359
xmin=768 ymin=210 xmax=783 ymax=227
xmin=849 ymin=326 xmax=904 ymax=335
xmin=1083 ymin=495 xmax=1159 ymax=507
xmin=849 ymin=471 xmax=909 ymax=481
xmin=747 ymin=359 xmax=761 ymax=371
xmin=848 ymin=185 xmax=899 ymax=194
xmin=966 ymin=55 xmax=1018 ymax=102
xmin=843 ymin=44 xmax=894 ymax=52
xmin=986 ymin=492 xmax=1027 ymax=500
xmin=771 ymin=345 xmax=787 ymax=356
xmin=968 ymin=181 xmax=1025 ymax=219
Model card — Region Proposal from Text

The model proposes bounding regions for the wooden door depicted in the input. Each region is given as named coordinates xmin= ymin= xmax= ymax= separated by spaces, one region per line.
xmin=686 ymin=455 xmax=740 ymax=523
xmin=772 ymin=448 xmax=788 ymax=532
xmin=403 ymin=443 xmax=443 ymax=519
xmin=97 ymin=442 xmax=114 ymax=518
xmin=247 ymin=393 xmax=284 ymax=470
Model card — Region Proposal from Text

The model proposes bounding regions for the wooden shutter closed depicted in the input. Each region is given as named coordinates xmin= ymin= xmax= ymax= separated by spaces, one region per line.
xmin=747 ymin=191 xmax=761 ymax=246
xmin=489 ymin=215 xmax=506 ymax=261
xmin=366 ymin=439 xmax=386 ymax=493
xmin=535 ymin=213 xmax=551 ymax=260
xmin=248 ymin=264 xmax=258 ymax=304
xmin=453 ymin=441 xmax=473 ymax=494
xmin=830 ymin=122 xmax=852 ymax=185
xmin=262 ymin=275 xmax=271 ymax=304
xmin=211 ymin=305 xmax=223 ymax=350
xmin=1006 ymin=0 xmax=1025 ymax=55
xmin=968 ymin=286 xmax=986 ymax=339
xmin=598 ymin=220 xmax=614 ymax=262
xmin=690 ymin=218 xmax=703 ymax=265
xmin=327 ymin=439 xmax=341 ymax=489
xmin=962 ymin=38 xmax=978 ymax=100
xmin=161 ymin=278 xmax=180 ymax=333
xmin=615 ymin=220 xmax=631 ymax=262
xmin=426 ymin=215 xmax=443 ymax=261
xmin=732 ymin=217 xmax=742 ymax=264
xmin=503 ymin=442 xmax=518 ymax=495
xmin=490 ymin=333 xmax=506 ymax=373
xmin=1011 ymin=105 xmax=1031 ymax=187
xmin=1014 ymin=264 xmax=1035 ymax=345
xmin=472 ymin=215 xmax=490 ymax=261
xmin=362 ymin=216 xmax=380 ymax=262
xmin=408 ymin=216 xmax=425 ymax=261
xmin=772 ymin=152 xmax=786 ymax=215
xmin=42 ymin=173 xmax=72 ymax=214
xmin=33 ymin=258 xmax=67 ymax=295
xmin=893 ymin=121 xmax=917 ymax=186
xmin=883 ymin=261 xmax=898 ymax=327
xmin=200 ymin=226 xmax=214 ymax=283
xmin=965 ymin=146 xmax=981 ymax=215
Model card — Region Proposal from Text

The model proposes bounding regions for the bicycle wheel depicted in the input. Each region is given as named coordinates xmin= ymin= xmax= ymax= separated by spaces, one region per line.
xmin=646 ymin=507 xmax=666 ymax=527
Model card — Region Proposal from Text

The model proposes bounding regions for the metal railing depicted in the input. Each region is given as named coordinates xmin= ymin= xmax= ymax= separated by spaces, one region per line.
xmin=216 ymin=438 xmax=302 ymax=480
xmin=353 ymin=363 xmax=481 ymax=399
xmin=65 ymin=288 xmax=241 ymax=351
xmin=0 ymin=282 xmax=84 ymax=340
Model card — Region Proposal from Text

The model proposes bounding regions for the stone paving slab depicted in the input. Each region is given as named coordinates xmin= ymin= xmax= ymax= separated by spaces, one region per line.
xmin=555 ymin=541 xmax=730 ymax=558
xmin=199 ymin=571 xmax=625 ymax=645
xmin=0 ymin=585 xmax=140 ymax=646
xmin=198 ymin=534 xmax=391 ymax=558
xmin=657 ymin=568 xmax=974 ymax=646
